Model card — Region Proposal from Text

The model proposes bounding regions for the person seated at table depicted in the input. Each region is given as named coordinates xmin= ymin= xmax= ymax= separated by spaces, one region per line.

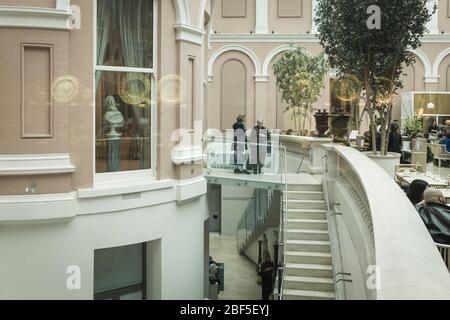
xmin=417 ymin=188 xmax=450 ymax=245
xmin=428 ymin=119 xmax=439 ymax=134
xmin=407 ymin=179 xmax=429 ymax=207
xmin=438 ymin=132 xmax=449 ymax=145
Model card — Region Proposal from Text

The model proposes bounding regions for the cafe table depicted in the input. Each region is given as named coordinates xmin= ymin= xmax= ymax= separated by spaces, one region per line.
xmin=395 ymin=171 xmax=448 ymax=188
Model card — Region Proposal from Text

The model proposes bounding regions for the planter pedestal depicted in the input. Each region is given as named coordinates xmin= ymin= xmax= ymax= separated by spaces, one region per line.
xmin=365 ymin=152 xmax=401 ymax=178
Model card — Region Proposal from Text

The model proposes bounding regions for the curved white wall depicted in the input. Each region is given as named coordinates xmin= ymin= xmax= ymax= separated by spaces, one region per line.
xmin=0 ymin=183 xmax=208 ymax=300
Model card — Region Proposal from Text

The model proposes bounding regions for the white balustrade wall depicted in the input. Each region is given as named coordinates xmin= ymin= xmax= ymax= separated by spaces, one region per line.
xmin=324 ymin=144 xmax=450 ymax=299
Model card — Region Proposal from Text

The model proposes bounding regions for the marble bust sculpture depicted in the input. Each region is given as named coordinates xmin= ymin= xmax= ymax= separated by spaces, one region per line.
xmin=104 ymin=95 xmax=124 ymax=139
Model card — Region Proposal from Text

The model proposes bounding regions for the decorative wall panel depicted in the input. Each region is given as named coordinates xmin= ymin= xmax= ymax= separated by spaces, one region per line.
xmin=21 ymin=44 xmax=54 ymax=138
xmin=223 ymin=0 xmax=246 ymax=18
xmin=278 ymin=0 xmax=302 ymax=18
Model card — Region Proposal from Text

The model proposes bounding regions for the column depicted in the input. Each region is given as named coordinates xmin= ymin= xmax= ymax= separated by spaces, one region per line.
xmin=255 ymin=78 xmax=269 ymax=127
xmin=426 ymin=0 xmax=439 ymax=34
xmin=311 ymin=0 xmax=318 ymax=34
xmin=255 ymin=0 xmax=269 ymax=34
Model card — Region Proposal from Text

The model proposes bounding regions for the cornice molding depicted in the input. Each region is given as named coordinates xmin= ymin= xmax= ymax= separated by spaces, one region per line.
xmin=0 ymin=5 xmax=72 ymax=30
xmin=175 ymin=23 xmax=205 ymax=46
xmin=210 ymin=33 xmax=450 ymax=43
xmin=0 ymin=154 xmax=75 ymax=176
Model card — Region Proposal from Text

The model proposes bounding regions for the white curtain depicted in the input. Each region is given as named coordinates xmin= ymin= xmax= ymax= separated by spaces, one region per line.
xmin=95 ymin=0 xmax=112 ymax=89
xmin=118 ymin=0 xmax=145 ymax=69
xmin=118 ymin=0 xmax=147 ymax=165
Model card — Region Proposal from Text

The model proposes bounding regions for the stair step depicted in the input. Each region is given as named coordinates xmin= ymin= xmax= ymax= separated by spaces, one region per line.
xmin=284 ymin=191 xmax=324 ymax=200
xmin=287 ymin=184 xmax=323 ymax=192
xmin=284 ymin=275 xmax=335 ymax=292
xmin=285 ymin=263 xmax=333 ymax=278
xmin=284 ymin=200 xmax=327 ymax=210
xmin=286 ymin=229 xmax=330 ymax=241
xmin=287 ymin=219 xmax=328 ymax=230
xmin=282 ymin=288 xmax=335 ymax=300
xmin=285 ymin=251 xmax=332 ymax=264
xmin=287 ymin=209 xmax=327 ymax=220
xmin=286 ymin=239 xmax=331 ymax=252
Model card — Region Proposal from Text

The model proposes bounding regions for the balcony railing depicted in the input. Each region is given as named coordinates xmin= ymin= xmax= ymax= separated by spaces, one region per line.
xmin=324 ymin=144 xmax=450 ymax=299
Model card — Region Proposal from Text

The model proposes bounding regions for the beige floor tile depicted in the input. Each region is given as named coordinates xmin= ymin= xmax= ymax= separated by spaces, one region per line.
xmin=209 ymin=233 xmax=262 ymax=300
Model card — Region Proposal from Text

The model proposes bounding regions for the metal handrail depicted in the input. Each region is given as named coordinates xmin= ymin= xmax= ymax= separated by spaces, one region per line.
xmin=275 ymin=145 xmax=288 ymax=300
xmin=322 ymin=154 xmax=339 ymax=298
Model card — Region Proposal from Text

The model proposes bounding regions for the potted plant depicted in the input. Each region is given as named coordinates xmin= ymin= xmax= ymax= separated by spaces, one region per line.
xmin=273 ymin=46 xmax=328 ymax=135
xmin=404 ymin=116 xmax=424 ymax=136
xmin=315 ymin=0 xmax=434 ymax=176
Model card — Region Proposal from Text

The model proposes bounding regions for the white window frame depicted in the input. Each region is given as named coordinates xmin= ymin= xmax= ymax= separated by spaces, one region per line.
xmin=93 ymin=0 xmax=158 ymax=183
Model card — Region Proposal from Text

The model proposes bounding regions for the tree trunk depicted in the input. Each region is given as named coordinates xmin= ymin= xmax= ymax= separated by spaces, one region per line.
xmin=302 ymin=105 xmax=308 ymax=133
xmin=383 ymin=103 xmax=393 ymax=155
xmin=380 ymin=111 xmax=387 ymax=156
xmin=363 ymin=68 xmax=377 ymax=155
xmin=293 ymin=108 xmax=298 ymax=132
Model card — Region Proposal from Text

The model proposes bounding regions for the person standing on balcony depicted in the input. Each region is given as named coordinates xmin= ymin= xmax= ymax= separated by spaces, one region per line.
xmin=233 ymin=114 xmax=250 ymax=174
xmin=249 ymin=119 xmax=271 ymax=174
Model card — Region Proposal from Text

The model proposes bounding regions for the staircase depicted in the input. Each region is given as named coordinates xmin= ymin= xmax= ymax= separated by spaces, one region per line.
xmin=237 ymin=190 xmax=280 ymax=254
xmin=277 ymin=183 xmax=336 ymax=300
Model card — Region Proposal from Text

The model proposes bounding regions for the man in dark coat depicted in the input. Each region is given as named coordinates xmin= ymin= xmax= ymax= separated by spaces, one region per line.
xmin=232 ymin=114 xmax=250 ymax=174
xmin=417 ymin=188 xmax=450 ymax=245
xmin=249 ymin=119 xmax=271 ymax=174
xmin=258 ymin=251 xmax=274 ymax=300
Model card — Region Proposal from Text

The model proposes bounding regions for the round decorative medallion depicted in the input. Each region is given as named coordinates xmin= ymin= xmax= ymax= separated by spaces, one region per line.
xmin=53 ymin=75 xmax=79 ymax=103
xmin=157 ymin=74 xmax=185 ymax=104
xmin=333 ymin=74 xmax=362 ymax=103
xmin=119 ymin=73 xmax=151 ymax=106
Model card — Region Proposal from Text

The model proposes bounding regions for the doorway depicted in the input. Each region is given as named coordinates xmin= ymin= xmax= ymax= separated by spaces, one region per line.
xmin=94 ymin=243 xmax=147 ymax=300
xmin=208 ymin=184 xmax=222 ymax=233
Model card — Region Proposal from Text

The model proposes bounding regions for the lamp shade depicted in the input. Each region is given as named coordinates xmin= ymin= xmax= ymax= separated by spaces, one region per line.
xmin=427 ymin=102 xmax=435 ymax=109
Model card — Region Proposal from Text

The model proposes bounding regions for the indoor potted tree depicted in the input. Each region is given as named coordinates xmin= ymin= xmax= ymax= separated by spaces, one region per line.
xmin=315 ymin=0 xmax=434 ymax=176
xmin=273 ymin=46 xmax=328 ymax=135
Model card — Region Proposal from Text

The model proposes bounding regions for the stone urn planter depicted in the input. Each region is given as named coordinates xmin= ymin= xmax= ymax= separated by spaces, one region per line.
xmin=314 ymin=110 xmax=329 ymax=137
xmin=364 ymin=152 xmax=401 ymax=178
xmin=330 ymin=113 xmax=350 ymax=145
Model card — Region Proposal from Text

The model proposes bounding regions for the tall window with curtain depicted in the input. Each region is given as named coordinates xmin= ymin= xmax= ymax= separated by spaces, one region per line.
xmin=95 ymin=0 xmax=154 ymax=173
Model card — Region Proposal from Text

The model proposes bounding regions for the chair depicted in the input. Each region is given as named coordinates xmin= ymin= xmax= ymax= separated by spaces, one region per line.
xmin=436 ymin=243 xmax=450 ymax=272
xmin=429 ymin=143 xmax=450 ymax=167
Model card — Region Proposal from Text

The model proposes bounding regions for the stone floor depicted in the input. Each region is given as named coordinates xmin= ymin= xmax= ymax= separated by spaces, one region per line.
xmin=209 ymin=233 xmax=261 ymax=300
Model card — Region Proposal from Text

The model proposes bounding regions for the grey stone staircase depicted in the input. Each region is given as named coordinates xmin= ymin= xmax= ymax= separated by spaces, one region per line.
xmin=276 ymin=183 xmax=336 ymax=300
xmin=238 ymin=191 xmax=280 ymax=253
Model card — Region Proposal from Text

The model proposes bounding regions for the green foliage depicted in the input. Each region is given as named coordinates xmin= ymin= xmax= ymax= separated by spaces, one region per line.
xmin=314 ymin=0 xmax=434 ymax=154
xmin=272 ymin=46 xmax=329 ymax=132
xmin=404 ymin=117 xmax=423 ymax=135
xmin=315 ymin=0 xmax=433 ymax=93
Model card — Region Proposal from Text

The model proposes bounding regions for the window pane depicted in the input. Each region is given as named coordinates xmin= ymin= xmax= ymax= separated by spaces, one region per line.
xmin=95 ymin=71 xmax=151 ymax=173
xmin=120 ymin=291 xmax=143 ymax=300
xmin=97 ymin=0 xmax=153 ymax=68
xmin=94 ymin=243 xmax=143 ymax=294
